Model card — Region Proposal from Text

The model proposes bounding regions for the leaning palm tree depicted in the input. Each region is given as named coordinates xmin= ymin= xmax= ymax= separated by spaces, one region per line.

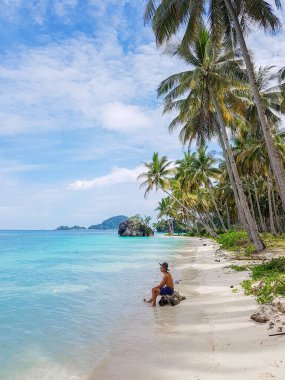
xmin=157 ymin=29 xmax=264 ymax=251
xmin=137 ymin=152 xmax=217 ymax=237
xmin=145 ymin=0 xmax=285 ymax=214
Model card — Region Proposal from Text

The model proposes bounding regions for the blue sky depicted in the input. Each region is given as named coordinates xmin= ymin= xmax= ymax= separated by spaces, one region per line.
xmin=0 ymin=0 xmax=284 ymax=229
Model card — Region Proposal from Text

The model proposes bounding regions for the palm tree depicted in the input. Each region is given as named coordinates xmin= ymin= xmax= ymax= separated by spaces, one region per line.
xmin=178 ymin=148 xmax=227 ymax=230
xmin=155 ymin=197 xmax=175 ymax=233
xmin=234 ymin=128 xmax=285 ymax=234
xmin=144 ymin=0 xmax=285 ymax=214
xmin=157 ymin=29 xmax=265 ymax=251
xmin=137 ymin=152 xmax=218 ymax=237
xmin=172 ymin=168 xmax=217 ymax=231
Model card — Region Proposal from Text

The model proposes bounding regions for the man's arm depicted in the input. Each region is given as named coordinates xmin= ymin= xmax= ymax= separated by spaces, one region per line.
xmin=156 ymin=274 xmax=167 ymax=289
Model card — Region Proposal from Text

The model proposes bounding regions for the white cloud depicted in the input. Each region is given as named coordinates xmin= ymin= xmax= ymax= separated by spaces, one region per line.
xmin=0 ymin=35 xmax=184 ymax=136
xmin=69 ymin=165 xmax=144 ymax=190
xmin=99 ymin=102 xmax=152 ymax=132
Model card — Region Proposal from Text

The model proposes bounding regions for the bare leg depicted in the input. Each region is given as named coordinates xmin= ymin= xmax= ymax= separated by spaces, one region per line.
xmin=151 ymin=287 xmax=160 ymax=307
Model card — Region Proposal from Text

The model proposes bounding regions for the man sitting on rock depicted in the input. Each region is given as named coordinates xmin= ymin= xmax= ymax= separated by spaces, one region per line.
xmin=144 ymin=262 xmax=174 ymax=307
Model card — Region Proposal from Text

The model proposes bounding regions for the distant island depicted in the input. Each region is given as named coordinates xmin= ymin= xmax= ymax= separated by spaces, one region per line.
xmin=56 ymin=225 xmax=86 ymax=230
xmin=88 ymin=215 xmax=128 ymax=230
xmin=55 ymin=215 xmax=128 ymax=231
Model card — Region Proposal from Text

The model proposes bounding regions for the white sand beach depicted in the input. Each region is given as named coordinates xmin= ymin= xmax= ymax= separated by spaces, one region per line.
xmin=91 ymin=237 xmax=285 ymax=380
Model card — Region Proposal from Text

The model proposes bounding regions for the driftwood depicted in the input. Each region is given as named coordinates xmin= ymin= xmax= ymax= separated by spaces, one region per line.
xmin=269 ymin=332 xmax=285 ymax=336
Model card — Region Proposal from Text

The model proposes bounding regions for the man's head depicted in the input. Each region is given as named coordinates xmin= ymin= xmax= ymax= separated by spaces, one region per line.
xmin=160 ymin=262 xmax=169 ymax=272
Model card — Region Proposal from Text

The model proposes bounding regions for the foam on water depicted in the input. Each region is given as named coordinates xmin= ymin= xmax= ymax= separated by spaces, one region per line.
xmin=0 ymin=230 xmax=187 ymax=379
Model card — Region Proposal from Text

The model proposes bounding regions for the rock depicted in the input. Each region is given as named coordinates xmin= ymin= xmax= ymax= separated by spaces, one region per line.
xmin=250 ymin=312 xmax=269 ymax=323
xmin=118 ymin=218 xmax=154 ymax=237
xmin=276 ymin=301 xmax=285 ymax=314
xmin=268 ymin=322 xmax=275 ymax=329
xmin=159 ymin=291 xmax=186 ymax=307
xmin=277 ymin=327 xmax=283 ymax=333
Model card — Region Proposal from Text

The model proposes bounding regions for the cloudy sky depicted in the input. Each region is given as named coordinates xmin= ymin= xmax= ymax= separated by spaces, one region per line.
xmin=0 ymin=0 xmax=284 ymax=229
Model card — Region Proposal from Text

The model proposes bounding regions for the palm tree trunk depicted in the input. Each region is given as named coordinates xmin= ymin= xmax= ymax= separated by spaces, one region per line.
xmin=246 ymin=178 xmax=256 ymax=223
xmin=225 ymin=200 xmax=231 ymax=229
xmin=167 ymin=219 xmax=172 ymax=234
xmin=207 ymin=212 xmax=217 ymax=230
xmin=253 ymin=178 xmax=266 ymax=232
xmin=224 ymin=0 xmax=285 ymax=215
xmin=269 ymin=171 xmax=281 ymax=234
xmin=212 ymin=94 xmax=265 ymax=251
xmin=272 ymin=191 xmax=281 ymax=234
xmin=267 ymin=176 xmax=277 ymax=235
xmin=209 ymin=181 xmax=227 ymax=231
xmin=217 ymin=128 xmax=248 ymax=229
xmin=160 ymin=187 xmax=218 ymax=238
xmin=171 ymin=219 xmax=174 ymax=235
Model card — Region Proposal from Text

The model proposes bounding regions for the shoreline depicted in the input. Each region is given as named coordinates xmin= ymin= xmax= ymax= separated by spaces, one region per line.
xmin=91 ymin=237 xmax=285 ymax=380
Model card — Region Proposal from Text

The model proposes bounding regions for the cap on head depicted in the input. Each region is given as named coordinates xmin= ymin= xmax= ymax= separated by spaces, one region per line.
xmin=160 ymin=262 xmax=169 ymax=271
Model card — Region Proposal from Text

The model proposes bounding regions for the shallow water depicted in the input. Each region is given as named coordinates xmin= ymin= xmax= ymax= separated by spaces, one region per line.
xmin=0 ymin=230 xmax=187 ymax=379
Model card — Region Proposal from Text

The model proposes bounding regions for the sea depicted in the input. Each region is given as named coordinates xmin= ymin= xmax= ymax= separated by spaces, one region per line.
xmin=0 ymin=229 xmax=188 ymax=379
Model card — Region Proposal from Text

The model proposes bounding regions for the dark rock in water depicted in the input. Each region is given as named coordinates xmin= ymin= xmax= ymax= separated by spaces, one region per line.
xmin=118 ymin=217 xmax=154 ymax=237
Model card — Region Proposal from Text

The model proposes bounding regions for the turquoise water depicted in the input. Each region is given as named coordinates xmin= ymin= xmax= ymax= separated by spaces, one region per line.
xmin=0 ymin=230 xmax=187 ymax=379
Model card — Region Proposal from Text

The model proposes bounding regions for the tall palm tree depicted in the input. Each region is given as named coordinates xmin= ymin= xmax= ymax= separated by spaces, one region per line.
xmin=234 ymin=129 xmax=285 ymax=234
xmin=157 ymin=29 xmax=265 ymax=251
xmin=144 ymin=0 xmax=285 ymax=214
xmin=137 ymin=152 xmax=217 ymax=237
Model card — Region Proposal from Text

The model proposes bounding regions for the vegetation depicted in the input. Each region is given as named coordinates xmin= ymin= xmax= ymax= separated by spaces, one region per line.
xmin=230 ymin=265 xmax=249 ymax=272
xmin=217 ymin=231 xmax=249 ymax=251
xmin=241 ymin=258 xmax=285 ymax=303
xmin=137 ymin=2 xmax=285 ymax=253
xmin=153 ymin=219 xmax=188 ymax=234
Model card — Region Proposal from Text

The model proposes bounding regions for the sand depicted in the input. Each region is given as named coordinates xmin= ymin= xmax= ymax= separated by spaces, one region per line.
xmin=91 ymin=237 xmax=285 ymax=380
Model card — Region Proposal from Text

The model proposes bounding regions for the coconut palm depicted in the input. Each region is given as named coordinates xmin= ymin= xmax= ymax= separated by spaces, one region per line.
xmin=145 ymin=0 xmax=285 ymax=214
xmin=234 ymin=129 xmax=285 ymax=234
xmin=157 ymin=29 xmax=264 ymax=251
xmin=155 ymin=197 xmax=175 ymax=233
xmin=177 ymin=148 xmax=227 ymax=230
xmin=137 ymin=152 xmax=217 ymax=237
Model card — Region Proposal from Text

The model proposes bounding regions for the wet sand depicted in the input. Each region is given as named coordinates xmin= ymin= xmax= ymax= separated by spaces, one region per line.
xmin=91 ymin=237 xmax=285 ymax=380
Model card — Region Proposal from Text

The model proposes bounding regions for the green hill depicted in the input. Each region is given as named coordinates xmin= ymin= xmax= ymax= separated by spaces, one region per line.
xmin=88 ymin=215 xmax=128 ymax=230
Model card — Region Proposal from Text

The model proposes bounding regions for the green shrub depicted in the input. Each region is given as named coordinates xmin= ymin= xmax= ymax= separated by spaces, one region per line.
xmin=217 ymin=230 xmax=249 ymax=250
xmin=241 ymin=258 xmax=285 ymax=304
xmin=230 ymin=265 xmax=249 ymax=272
xmin=245 ymin=244 xmax=256 ymax=255
xmin=251 ymin=257 xmax=285 ymax=280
